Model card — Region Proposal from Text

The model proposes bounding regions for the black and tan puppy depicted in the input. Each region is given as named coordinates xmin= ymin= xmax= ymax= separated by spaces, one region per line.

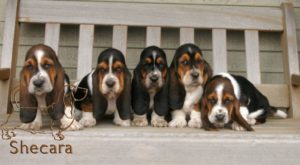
xmin=201 ymin=73 xmax=287 ymax=131
xmin=20 ymin=44 xmax=82 ymax=131
xmin=131 ymin=46 xmax=169 ymax=127
xmin=168 ymin=43 xmax=212 ymax=128
xmin=74 ymin=48 xmax=131 ymax=127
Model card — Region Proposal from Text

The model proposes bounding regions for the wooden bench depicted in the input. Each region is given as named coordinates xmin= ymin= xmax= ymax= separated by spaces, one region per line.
xmin=0 ymin=0 xmax=299 ymax=118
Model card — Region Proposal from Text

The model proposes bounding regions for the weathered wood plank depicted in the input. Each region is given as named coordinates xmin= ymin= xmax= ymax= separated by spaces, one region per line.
xmin=19 ymin=1 xmax=283 ymax=30
xmin=245 ymin=30 xmax=261 ymax=84
xmin=281 ymin=3 xmax=300 ymax=119
xmin=0 ymin=0 xmax=19 ymax=114
xmin=44 ymin=23 xmax=60 ymax=54
xmin=256 ymin=84 xmax=289 ymax=108
xmin=0 ymin=68 xmax=10 ymax=80
xmin=77 ymin=24 xmax=94 ymax=79
xmin=180 ymin=28 xmax=194 ymax=45
xmin=212 ymin=29 xmax=227 ymax=74
xmin=113 ymin=25 xmax=127 ymax=56
xmin=146 ymin=26 xmax=161 ymax=47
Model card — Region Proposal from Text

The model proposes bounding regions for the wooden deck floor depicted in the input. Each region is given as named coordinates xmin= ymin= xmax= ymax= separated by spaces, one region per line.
xmin=1 ymin=112 xmax=300 ymax=165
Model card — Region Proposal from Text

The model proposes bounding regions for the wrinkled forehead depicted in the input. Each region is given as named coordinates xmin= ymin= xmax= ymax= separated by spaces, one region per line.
xmin=98 ymin=51 xmax=125 ymax=64
xmin=25 ymin=46 xmax=56 ymax=62
xmin=206 ymin=77 xmax=235 ymax=96
xmin=141 ymin=48 xmax=166 ymax=60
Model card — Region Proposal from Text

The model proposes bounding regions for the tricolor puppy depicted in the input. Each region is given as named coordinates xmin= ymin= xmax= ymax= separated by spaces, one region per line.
xmin=19 ymin=44 xmax=82 ymax=131
xmin=168 ymin=43 xmax=212 ymax=128
xmin=131 ymin=46 xmax=169 ymax=127
xmin=201 ymin=73 xmax=287 ymax=131
xmin=74 ymin=48 xmax=131 ymax=127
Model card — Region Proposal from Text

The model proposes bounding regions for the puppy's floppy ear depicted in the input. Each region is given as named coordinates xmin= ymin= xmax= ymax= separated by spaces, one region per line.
xmin=117 ymin=69 xmax=132 ymax=120
xmin=154 ymin=69 xmax=169 ymax=116
xmin=200 ymin=97 xmax=217 ymax=131
xmin=92 ymin=70 xmax=107 ymax=120
xmin=232 ymin=100 xmax=254 ymax=131
xmin=203 ymin=60 xmax=213 ymax=84
xmin=20 ymin=70 xmax=37 ymax=123
xmin=168 ymin=60 xmax=186 ymax=110
xmin=132 ymin=69 xmax=149 ymax=116
xmin=47 ymin=66 xmax=65 ymax=120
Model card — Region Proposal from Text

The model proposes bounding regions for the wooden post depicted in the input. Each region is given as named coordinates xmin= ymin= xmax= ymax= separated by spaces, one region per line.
xmin=281 ymin=3 xmax=300 ymax=119
xmin=113 ymin=25 xmax=128 ymax=57
xmin=77 ymin=24 xmax=94 ymax=79
xmin=212 ymin=29 xmax=227 ymax=74
xmin=180 ymin=28 xmax=194 ymax=45
xmin=245 ymin=30 xmax=261 ymax=84
xmin=0 ymin=0 xmax=20 ymax=114
xmin=44 ymin=23 xmax=60 ymax=54
xmin=146 ymin=27 xmax=161 ymax=47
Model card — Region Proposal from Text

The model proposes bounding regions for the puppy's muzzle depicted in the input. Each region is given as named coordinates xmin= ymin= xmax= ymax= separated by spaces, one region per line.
xmin=33 ymin=79 xmax=45 ymax=88
xmin=191 ymin=70 xmax=199 ymax=80
xmin=215 ymin=113 xmax=225 ymax=121
xmin=150 ymin=74 xmax=159 ymax=82
xmin=105 ymin=78 xmax=116 ymax=88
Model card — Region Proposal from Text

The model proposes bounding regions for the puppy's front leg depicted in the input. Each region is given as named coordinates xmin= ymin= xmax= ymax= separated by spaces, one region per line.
xmin=168 ymin=110 xmax=187 ymax=128
xmin=60 ymin=106 xmax=83 ymax=131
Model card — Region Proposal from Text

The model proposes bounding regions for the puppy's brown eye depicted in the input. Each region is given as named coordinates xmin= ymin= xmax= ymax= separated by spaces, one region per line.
xmin=43 ymin=63 xmax=51 ymax=69
xmin=26 ymin=64 xmax=33 ymax=70
xmin=224 ymin=99 xmax=232 ymax=105
xmin=115 ymin=67 xmax=122 ymax=73
xmin=182 ymin=60 xmax=189 ymax=65
xmin=99 ymin=68 xmax=106 ymax=73
xmin=209 ymin=98 xmax=217 ymax=105
xmin=196 ymin=60 xmax=203 ymax=65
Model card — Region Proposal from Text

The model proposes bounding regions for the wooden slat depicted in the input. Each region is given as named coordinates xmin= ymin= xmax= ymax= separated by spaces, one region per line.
xmin=180 ymin=28 xmax=194 ymax=45
xmin=146 ymin=27 xmax=161 ymax=46
xmin=19 ymin=1 xmax=283 ymax=31
xmin=212 ymin=29 xmax=227 ymax=74
xmin=256 ymin=84 xmax=289 ymax=108
xmin=292 ymin=74 xmax=300 ymax=86
xmin=113 ymin=25 xmax=128 ymax=56
xmin=44 ymin=23 xmax=60 ymax=54
xmin=0 ymin=68 xmax=10 ymax=81
xmin=0 ymin=0 xmax=19 ymax=114
xmin=281 ymin=3 xmax=300 ymax=119
xmin=245 ymin=30 xmax=261 ymax=84
xmin=77 ymin=24 xmax=94 ymax=79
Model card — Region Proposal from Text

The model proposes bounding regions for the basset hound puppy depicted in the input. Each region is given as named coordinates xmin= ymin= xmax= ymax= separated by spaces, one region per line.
xmin=131 ymin=46 xmax=169 ymax=127
xmin=201 ymin=73 xmax=287 ymax=131
xmin=168 ymin=43 xmax=212 ymax=128
xmin=74 ymin=48 xmax=131 ymax=127
xmin=19 ymin=44 xmax=82 ymax=131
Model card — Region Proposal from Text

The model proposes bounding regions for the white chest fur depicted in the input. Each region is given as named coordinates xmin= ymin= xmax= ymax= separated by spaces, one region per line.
xmin=148 ymin=89 xmax=156 ymax=110
xmin=182 ymin=86 xmax=203 ymax=113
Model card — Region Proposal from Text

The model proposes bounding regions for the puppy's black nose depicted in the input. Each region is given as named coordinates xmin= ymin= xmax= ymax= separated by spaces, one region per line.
xmin=33 ymin=79 xmax=45 ymax=88
xmin=150 ymin=75 xmax=159 ymax=82
xmin=105 ymin=79 xmax=115 ymax=88
xmin=216 ymin=114 xmax=225 ymax=121
xmin=191 ymin=71 xmax=199 ymax=79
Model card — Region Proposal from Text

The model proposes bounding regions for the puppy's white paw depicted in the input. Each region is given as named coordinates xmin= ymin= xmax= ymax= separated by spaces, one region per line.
xmin=132 ymin=116 xmax=148 ymax=127
xmin=79 ymin=117 xmax=96 ymax=127
xmin=114 ymin=118 xmax=131 ymax=127
xmin=188 ymin=118 xmax=202 ymax=128
xmin=19 ymin=121 xmax=42 ymax=131
xmin=151 ymin=118 xmax=168 ymax=127
xmin=168 ymin=118 xmax=187 ymax=128
xmin=61 ymin=119 xmax=83 ymax=131
xmin=247 ymin=118 xmax=256 ymax=126
xmin=232 ymin=122 xmax=246 ymax=131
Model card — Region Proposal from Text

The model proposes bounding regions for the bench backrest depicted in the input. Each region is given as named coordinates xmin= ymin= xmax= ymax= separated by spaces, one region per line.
xmin=0 ymin=0 xmax=299 ymax=118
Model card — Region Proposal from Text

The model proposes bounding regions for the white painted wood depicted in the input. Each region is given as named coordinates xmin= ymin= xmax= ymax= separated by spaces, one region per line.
xmin=146 ymin=26 xmax=161 ymax=46
xmin=245 ymin=30 xmax=261 ymax=84
xmin=180 ymin=28 xmax=194 ymax=45
xmin=113 ymin=25 xmax=128 ymax=56
xmin=77 ymin=24 xmax=94 ymax=79
xmin=44 ymin=23 xmax=60 ymax=54
xmin=212 ymin=29 xmax=227 ymax=74
xmin=0 ymin=0 xmax=19 ymax=114
xmin=281 ymin=3 xmax=300 ymax=119
xmin=18 ymin=1 xmax=283 ymax=30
